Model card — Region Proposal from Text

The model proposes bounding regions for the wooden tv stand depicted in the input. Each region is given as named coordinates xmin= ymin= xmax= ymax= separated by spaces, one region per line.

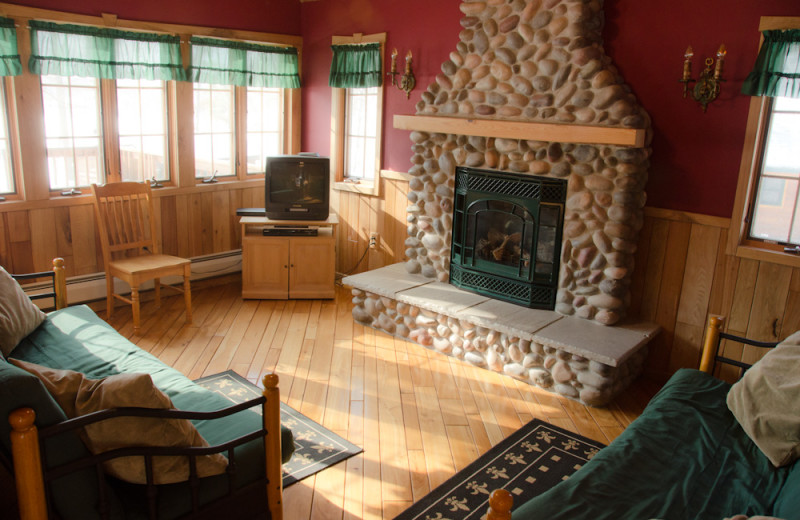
xmin=240 ymin=214 xmax=338 ymax=299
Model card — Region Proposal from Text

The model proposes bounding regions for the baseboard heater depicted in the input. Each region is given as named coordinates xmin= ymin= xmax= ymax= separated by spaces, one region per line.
xmin=21 ymin=250 xmax=243 ymax=307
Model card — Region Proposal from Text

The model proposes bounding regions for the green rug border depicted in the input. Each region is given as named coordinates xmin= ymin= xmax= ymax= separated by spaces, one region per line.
xmin=193 ymin=370 xmax=363 ymax=487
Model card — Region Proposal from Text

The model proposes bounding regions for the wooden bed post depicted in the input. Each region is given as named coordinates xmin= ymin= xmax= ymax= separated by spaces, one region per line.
xmin=262 ymin=373 xmax=283 ymax=520
xmin=52 ymin=258 xmax=66 ymax=310
xmin=699 ymin=315 xmax=723 ymax=373
xmin=487 ymin=489 xmax=513 ymax=520
xmin=9 ymin=408 xmax=47 ymax=520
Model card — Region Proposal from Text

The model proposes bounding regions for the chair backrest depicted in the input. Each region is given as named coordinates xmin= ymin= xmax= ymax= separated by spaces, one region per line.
xmin=91 ymin=182 xmax=160 ymax=263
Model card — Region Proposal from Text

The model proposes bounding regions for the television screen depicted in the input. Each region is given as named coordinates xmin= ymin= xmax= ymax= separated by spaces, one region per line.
xmin=265 ymin=155 xmax=330 ymax=220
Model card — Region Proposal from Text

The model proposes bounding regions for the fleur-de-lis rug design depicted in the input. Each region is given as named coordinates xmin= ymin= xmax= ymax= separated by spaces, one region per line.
xmin=393 ymin=419 xmax=605 ymax=520
xmin=194 ymin=370 xmax=363 ymax=487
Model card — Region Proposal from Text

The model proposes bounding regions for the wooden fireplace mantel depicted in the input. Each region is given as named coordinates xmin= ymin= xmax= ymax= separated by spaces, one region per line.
xmin=393 ymin=114 xmax=646 ymax=148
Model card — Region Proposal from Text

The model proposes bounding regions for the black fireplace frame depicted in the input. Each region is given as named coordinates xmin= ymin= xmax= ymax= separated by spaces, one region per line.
xmin=449 ymin=166 xmax=566 ymax=309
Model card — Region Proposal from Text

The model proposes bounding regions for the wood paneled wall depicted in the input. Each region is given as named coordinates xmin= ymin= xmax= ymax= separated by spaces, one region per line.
xmin=0 ymin=183 xmax=265 ymax=279
xmin=334 ymin=173 xmax=411 ymax=277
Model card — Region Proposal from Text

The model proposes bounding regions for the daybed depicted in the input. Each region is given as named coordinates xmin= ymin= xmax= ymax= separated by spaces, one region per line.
xmin=487 ymin=316 xmax=800 ymax=520
xmin=0 ymin=259 xmax=293 ymax=520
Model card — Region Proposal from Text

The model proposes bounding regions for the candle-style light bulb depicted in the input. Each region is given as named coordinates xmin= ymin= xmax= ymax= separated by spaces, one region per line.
xmin=683 ymin=45 xmax=693 ymax=81
xmin=714 ymin=44 xmax=726 ymax=80
xmin=390 ymin=48 xmax=398 ymax=73
xmin=405 ymin=50 xmax=413 ymax=74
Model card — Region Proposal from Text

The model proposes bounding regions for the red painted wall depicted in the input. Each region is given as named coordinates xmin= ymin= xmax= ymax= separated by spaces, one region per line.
xmin=301 ymin=0 xmax=800 ymax=218
xmin=5 ymin=0 xmax=300 ymax=34
xmin=298 ymin=0 xmax=462 ymax=176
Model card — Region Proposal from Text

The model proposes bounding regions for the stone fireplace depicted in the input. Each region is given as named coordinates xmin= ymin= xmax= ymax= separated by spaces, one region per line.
xmin=343 ymin=0 xmax=659 ymax=405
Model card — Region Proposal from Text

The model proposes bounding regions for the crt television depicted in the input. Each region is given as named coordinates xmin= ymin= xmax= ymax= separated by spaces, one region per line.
xmin=264 ymin=154 xmax=330 ymax=221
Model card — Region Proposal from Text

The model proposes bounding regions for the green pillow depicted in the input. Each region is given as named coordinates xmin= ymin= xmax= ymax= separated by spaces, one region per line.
xmin=0 ymin=359 xmax=106 ymax=520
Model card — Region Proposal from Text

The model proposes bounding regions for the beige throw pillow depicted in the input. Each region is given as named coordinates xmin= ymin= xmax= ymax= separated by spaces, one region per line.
xmin=9 ymin=358 xmax=228 ymax=484
xmin=726 ymin=330 xmax=800 ymax=468
xmin=0 ymin=266 xmax=46 ymax=357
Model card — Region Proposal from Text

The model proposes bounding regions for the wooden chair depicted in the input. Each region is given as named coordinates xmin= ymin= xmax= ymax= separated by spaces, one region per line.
xmin=91 ymin=182 xmax=192 ymax=334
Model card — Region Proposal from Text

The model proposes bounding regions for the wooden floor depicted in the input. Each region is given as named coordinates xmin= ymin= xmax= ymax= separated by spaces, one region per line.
xmin=98 ymin=277 xmax=660 ymax=520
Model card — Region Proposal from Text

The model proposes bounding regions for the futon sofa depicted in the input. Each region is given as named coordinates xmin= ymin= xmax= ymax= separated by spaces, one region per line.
xmin=0 ymin=261 xmax=293 ymax=519
xmin=502 ymin=319 xmax=800 ymax=520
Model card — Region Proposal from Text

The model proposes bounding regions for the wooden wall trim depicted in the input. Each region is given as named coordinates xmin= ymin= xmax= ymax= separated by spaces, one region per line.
xmin=643 ymin=207 xmax=730 ymax=229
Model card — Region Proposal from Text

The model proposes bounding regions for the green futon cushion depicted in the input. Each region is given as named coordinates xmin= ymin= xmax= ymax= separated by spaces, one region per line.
xmin=512 ymin=369 xmax=793 ymax=520
xmin=11 ymin=305 xmax=294 ymax=520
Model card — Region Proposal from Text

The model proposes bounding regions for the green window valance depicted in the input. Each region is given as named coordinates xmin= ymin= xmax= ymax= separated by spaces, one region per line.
xmin=188 ymin=37 xmax=300 ymax=88
xmin=741 ymin=29 xmax=800 ymax=99
xmin=28 ymin=20 xmax=184 ymax=81
xmin=0 ymin=18 xmax=22 ymax=76
xmin=329 ymin=42 xmax=382 ymax=88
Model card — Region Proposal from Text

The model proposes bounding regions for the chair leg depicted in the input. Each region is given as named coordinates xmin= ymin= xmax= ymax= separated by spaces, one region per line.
xmin=106 ymin=275 xmax=114 ymax=319
xmin=131 ymin=287 xmax=141 ymax=334
xmin=154 ymin=277 xmax=161 ymax=308
xmin=183 ymin=268 xmax=192 ymax=324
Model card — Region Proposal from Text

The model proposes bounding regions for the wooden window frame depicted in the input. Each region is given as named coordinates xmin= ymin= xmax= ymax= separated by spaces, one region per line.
xmin=0 ymin=77 xmax=23 ymax=200
xmin=330 ymin=32 xmax=385 ymax=198
xmin=0 ymin=1 xmax=302 ymax=205
xmin=728 ymin=16 xmax=800 ymax=269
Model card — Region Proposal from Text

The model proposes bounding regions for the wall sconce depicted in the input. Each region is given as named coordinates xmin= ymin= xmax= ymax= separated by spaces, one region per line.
xmin=680 ymin=44 xmax=727 ymax=112
xmin=388 ymin=48 xmax=415 ymax=99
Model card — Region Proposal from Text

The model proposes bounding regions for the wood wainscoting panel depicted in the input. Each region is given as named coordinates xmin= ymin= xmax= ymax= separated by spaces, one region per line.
xmin=633 ymin=209 xmax=800 ymax=382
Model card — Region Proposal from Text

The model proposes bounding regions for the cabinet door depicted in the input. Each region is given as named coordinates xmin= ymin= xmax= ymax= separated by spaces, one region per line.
xmin=289 ymin=236 xmax=335 ymax=299
xmin=242 ymin=237 xmax=290 ymax=299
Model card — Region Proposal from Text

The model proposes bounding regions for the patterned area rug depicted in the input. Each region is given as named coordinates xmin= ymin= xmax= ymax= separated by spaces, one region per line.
xmin=394 ymin=418 xmax=605 ymax=520
xmin=194 ymin=370 xmax=362 ymax=487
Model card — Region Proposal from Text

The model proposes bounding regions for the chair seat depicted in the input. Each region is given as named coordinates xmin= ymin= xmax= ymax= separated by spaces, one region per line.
xmin=109 ymin=254 xmax=190 ymax=277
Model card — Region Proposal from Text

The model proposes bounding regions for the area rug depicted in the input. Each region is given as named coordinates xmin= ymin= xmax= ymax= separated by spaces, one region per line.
xmin=394 ymin=418 xmax=605 ymax=520
xmin=194 ymin=370 xmax=362 ymax=487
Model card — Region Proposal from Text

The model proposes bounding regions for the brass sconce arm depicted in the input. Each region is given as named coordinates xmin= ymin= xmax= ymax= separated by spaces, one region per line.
xmin=680 ymin=44 xmax=727 ymax=112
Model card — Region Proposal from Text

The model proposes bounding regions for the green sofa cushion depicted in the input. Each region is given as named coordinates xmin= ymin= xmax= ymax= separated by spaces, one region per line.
xmin=12 ymin=305 xmax=293 ymax=519
xmin=512 ymin=369 xmax=792 ymax=519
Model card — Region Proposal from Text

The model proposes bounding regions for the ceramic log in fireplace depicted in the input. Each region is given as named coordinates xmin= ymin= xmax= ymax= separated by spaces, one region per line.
xmin=450 ymin=166 xmax=566 ymax=309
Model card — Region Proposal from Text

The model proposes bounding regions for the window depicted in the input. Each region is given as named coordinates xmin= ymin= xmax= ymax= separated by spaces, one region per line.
xmin=193 ymin=82 xmax=235 ymax=179
xmin=245 ymin=86 xmax=283 ymax=174
xmin=41 ymin=75 xmax=103 ymax=190
xmin=329 ymin=34 xmax=385 ymax=196
xmin=0 ymin=82 xmax=15 ymax=194
xmin=730 ymin=18 xmax=800 ymax=265
xmin=0 ymin=9 xmax=300 ymax=201
xmin=344 ymin=86 xmax=379 ymax=180
xmin=748 ymin=96 xmax=800 ymax=246
xmin=117 ymin=79 xmax=169 ymax=183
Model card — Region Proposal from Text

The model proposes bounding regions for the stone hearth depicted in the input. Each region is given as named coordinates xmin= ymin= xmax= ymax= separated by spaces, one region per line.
xmin=343 ymin=264 xmax=658 ymax=405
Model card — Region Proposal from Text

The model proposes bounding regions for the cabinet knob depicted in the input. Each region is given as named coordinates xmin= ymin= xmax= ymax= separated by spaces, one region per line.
xmin=284 ymin=265 xmax=288 ymax=269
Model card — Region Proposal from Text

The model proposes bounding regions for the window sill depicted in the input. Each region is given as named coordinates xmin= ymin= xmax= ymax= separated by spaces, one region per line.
xmin=333 ymin=179 xmax=380 ymax=197
xmin=734 ymin=243 xmax=800 ymax=269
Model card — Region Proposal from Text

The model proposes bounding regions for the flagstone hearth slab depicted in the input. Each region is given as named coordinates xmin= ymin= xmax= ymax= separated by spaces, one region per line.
xmin=396 ymin=281 xmax=491 ymax=315
xmin=454 ymin=298 xmax=562 ymax=338
xmin=534 ymin=317 xmax=660 ymax=367
xmin=343 ymin=262 xmax=429 ymax=298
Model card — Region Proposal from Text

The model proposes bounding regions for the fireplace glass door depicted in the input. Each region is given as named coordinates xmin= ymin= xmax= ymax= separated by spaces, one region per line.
xmin=450 ymin=167 xmax=566 ymax=309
